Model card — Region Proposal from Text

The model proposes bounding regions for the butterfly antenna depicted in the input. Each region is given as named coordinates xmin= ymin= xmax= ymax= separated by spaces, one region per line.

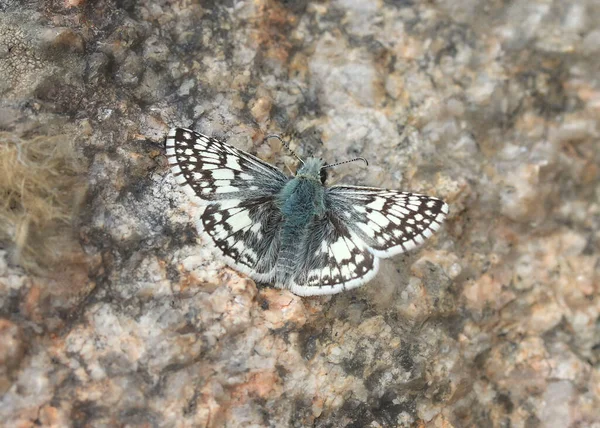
xmin=265 ymin=134 xmax=304 ymax=165
xmin=322 ymin=157 xmax=369 ymax=169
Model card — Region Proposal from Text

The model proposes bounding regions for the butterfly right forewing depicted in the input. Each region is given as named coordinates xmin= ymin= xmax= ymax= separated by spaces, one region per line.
xmin=327 ymin=186 xmax=448 ymax=258
xmin=287 ymin=186 xmax=448 ymax=296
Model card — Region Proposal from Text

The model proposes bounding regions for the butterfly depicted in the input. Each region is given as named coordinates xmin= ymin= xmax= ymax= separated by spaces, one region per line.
xmin=165 ymin=128 xmax=448 ymax=296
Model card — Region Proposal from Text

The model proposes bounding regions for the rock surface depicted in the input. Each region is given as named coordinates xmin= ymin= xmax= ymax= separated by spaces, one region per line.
xmin=0 ymin=1 xmax=599 ymax=427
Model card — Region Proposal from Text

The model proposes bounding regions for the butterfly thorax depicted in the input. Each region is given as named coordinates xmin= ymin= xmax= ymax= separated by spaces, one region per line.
xmin=278 ymin=157 xmax=326 ymax=219
xmin=278 ymin=177 xmax=325 ymax=219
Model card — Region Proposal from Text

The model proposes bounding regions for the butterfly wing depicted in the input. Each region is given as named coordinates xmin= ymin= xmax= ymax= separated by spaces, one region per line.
xmin=166 ymin=128 xmax=287 ymax=281
xmin=288 ymin=185 xmax=448 ymax=296
xmin=165 ymin=128 xmax=288 ymax=203
xmin=200 ymin=197 xmax=283 ymax=281
xmin=288 ymin=210 xmax=379 ymax=296
xmin=327 ymin=186 xmax=448 ymax=256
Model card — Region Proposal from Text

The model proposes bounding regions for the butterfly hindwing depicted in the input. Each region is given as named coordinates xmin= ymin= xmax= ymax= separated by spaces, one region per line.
xmin=201 ymin=197 xmax=283 ymax=280
xmin=288 ymin=211 xmax=378 ymax=296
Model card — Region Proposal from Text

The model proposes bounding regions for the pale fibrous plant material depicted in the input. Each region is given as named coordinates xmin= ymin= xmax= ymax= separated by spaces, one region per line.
xmin=0 ymin=132 xmax=86 ymax=273
xmin=165 ymin=128 xmax=448 ymax=296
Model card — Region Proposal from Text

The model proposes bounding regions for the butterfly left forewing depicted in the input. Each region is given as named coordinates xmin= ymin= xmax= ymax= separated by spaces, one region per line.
xmin=165 ymin=128 xmax=288 ymax=204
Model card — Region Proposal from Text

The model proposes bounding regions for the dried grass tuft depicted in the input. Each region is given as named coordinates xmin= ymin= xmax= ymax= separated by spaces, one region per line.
xmin=0 ymin=132 xmax=87 ymax=274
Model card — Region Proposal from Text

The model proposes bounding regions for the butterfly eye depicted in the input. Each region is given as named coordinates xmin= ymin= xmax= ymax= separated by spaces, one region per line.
xmin=320 ymin=168 xmax=328 ymax=184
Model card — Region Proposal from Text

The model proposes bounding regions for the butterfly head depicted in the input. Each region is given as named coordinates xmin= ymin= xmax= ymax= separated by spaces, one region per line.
xmin=296 ymin=158 xmax=328 ymax=184
xmin=265 ymin=134 xmax=368 ymax=185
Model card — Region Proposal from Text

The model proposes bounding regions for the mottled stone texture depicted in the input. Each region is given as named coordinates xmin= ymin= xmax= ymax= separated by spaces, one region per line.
xmin=0 ymin=1 xmax=599 ymax=427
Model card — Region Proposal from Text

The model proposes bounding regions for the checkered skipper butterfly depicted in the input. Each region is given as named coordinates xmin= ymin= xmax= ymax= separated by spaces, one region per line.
xmin=166 ymin=128 xmax=448 ymax=296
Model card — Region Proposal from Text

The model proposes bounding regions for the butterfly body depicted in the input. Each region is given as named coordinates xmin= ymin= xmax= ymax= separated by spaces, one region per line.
xmin=274 ymin=158 xmax=328 ymax=285
xmin=166 ymin=128 xmax=448 ymax=296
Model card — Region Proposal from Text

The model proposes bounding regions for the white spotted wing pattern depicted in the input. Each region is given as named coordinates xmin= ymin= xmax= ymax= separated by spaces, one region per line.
xmin=166 ymin=128 xmax=449 ymax=296
xmin=165 ymin=128 xmax=287 ymax=281
xmin=291 ymin=187 xmax=448 ymax=294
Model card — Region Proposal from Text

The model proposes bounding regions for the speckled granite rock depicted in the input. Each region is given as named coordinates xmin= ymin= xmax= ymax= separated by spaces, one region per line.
xmin=1 ymin=0 xmax=599 ymax=427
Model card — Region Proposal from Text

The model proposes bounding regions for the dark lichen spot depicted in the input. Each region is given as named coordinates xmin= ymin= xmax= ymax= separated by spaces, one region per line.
xmin=340 ymin=399 xmax=374 ymax=428
xmin=297 ymin=326 xmax=323 ymax=360
xmin=432 ymin=381 xmax=452 ymax=403
xmin=71 ymin=401 xmax=108 ymax=425
xmin=496 ymin=393 xmax=514 ymax=414
xmin=397 ymin=342 xmax=415 ymax=372
xmin=474 ymin=348 xmax=491 ymax=370
xmin=290 ymin=398 xmax=314 ymax=427
xmin=525 ymin=414 xmax=542 ymax=428
xmin=370 ymin=391 xmax=416 ymax=425
xmin=275 ymin=0 xmax=309 ymax=15
xmin=341 ymin=347 xmax=367 ymax=377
